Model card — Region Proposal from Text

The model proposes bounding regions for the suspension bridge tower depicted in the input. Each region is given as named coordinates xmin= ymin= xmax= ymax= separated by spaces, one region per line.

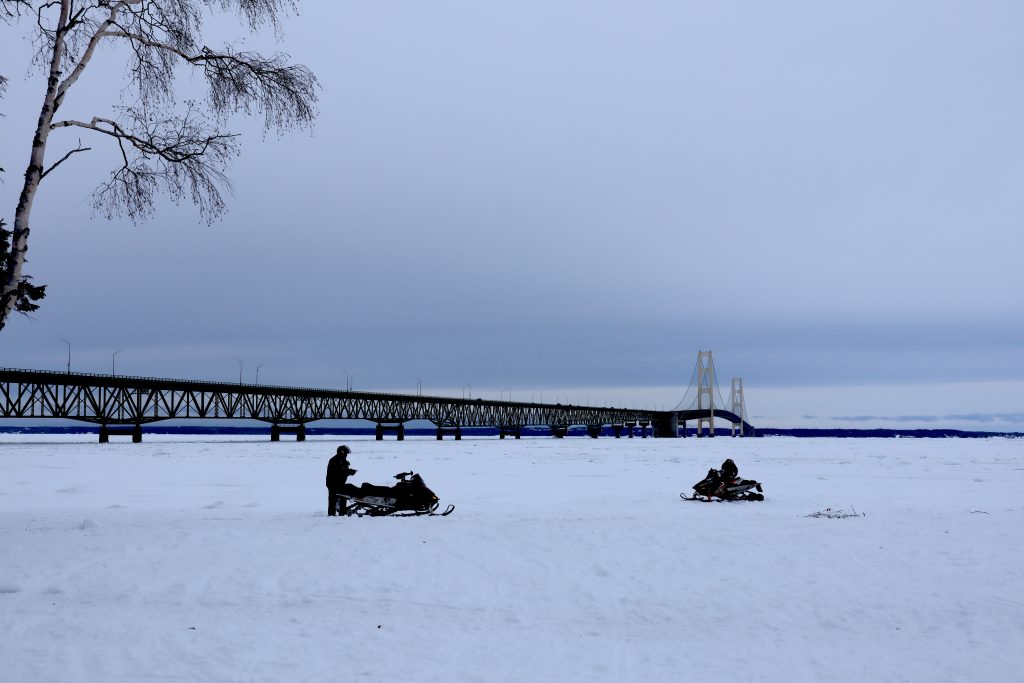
xmin=696 ymin=351 xmax=716 ymax=437
xmin=729 ymin=377 xmax=747 ymax=436
xmin=674 ymin=350 xmax=753 ymax=437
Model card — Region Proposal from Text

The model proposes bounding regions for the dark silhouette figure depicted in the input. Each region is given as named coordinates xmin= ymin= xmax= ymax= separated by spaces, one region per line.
xmin=326 ymin=445 xmax=357 ymax=516
xmin=720 ymin=458 xmax=738 ymax=482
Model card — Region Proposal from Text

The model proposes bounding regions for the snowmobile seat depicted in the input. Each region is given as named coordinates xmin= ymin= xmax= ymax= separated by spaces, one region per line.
xmin=356 ymin=482 xmax=395 ymax=498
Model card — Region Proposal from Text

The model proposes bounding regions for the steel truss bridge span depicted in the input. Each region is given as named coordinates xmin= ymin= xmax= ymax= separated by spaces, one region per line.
xmin=0 ymin=368 xmax=715 ymax=442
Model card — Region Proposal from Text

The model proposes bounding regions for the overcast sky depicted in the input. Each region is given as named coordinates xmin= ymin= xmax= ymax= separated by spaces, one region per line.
xmin=2 ymin=1 xmax=1022 ymax=430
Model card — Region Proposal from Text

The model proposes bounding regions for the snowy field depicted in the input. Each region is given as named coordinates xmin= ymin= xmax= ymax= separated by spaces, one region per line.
xmin=1 ymin=434 xmax=1022 ymax=682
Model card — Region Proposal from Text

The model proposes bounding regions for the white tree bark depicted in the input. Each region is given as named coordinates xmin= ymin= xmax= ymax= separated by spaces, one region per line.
xmin=0 ymin=1 xmax=70 ymax=329
xmin=0 ymin=0 xmax=317 ymax=331
xmin=1 ymin=1 xmax=125 ymax=330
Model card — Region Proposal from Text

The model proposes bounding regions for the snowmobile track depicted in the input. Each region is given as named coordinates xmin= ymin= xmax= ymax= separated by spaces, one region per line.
xmin=344 ymin=502 xmax=455 ymax=517
xmin=680 ymin=492 xmax=764 ymax=502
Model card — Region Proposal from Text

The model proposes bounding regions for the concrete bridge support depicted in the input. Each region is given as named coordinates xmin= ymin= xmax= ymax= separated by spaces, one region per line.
xmin=611 ymin=424 xmax=624 ymax=438
xmin=499 ymin=425 xmax=522 ymax=439
xmin=270 ymin=423 xmax=306 ymax=442
xmin=435 ymin=425 xmax=462 ymax=440
xmin=375 ymin=422 xmax=406 ymax=440
xmin=587 ymin=425 xmax=602 ymax=438
xmin=653 ymin=413 xmax=678 ymax=438
xmin=99 ymin=424 xmax=143 ymax=443
xmin=550 ymin=425 xmax=569 ymax=438
xmin=624 ymin=421 xmax=636 ymax=438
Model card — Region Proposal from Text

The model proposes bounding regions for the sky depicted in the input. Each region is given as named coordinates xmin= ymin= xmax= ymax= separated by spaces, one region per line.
xmin=1 ymin=1 xmax=1023 ymax=430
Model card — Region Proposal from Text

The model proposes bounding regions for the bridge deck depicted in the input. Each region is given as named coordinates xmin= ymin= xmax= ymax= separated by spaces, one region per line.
xmin=0 ymin=368 xmax=755 ymax=439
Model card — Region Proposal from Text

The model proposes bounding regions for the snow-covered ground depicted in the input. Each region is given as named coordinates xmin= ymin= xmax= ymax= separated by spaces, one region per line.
xmin=1 ymin=434 xmax=1022 ymax=682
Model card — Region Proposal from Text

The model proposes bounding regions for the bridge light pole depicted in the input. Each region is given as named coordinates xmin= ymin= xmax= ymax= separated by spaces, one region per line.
xmin=234 ymin=358 xmax=243 ymax=384
xmin=256 ymin=365 xmax=264 ymax=385
xmin=416 ymin=378 xmax=422 ymax=396
xmin=60 ymin=338 xmax=71 ymax=373
xmin=342 ymin=370 xmax=353 ymax=392
xmin=112 ymin=349 xmax=123 ymax=375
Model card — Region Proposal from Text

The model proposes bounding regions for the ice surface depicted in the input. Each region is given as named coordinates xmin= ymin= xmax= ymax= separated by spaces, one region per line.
xmin=1 ymin=435 xmax=1022 ymax=681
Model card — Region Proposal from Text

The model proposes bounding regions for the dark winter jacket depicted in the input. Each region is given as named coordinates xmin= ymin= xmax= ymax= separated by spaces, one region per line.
xmin=720 ymin=458 xmax=738 ymax=480
xmin=326 ymin=455 xmax=357 ymax=489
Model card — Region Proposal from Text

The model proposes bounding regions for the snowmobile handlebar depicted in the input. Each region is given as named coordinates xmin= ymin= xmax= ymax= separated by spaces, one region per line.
xmin=395 ymin=471 xmax=414 ymax=480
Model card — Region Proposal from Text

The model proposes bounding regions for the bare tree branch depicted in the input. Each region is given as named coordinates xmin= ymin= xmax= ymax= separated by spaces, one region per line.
xmin=0 ymin=73 xmax=7 ymax=130
xmin=1 ymin=0 xmax=319 ymax=331
xmin=40 ymin=139 xmax=92 ymax=179
xmin=0 ymin=0 xmax=30 ymax=118
xmin=98 ymin=30 xmax=318 ymax=132
xmin=52 ymin=106 xmax=239 ymax=221
xmin=1 ymin=0 xmax=31 ymax=19
xmin=217 ymin=0 xmax=296 ymax=34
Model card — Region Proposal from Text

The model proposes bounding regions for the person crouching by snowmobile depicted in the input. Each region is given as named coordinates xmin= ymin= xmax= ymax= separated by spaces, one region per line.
xmin=715 ymin=458 xmax=739 ymax=495
xmin=720 ymin=458 xmax=738 ymax=482
xmin=326 ymin=445 xmax=357 ymax=516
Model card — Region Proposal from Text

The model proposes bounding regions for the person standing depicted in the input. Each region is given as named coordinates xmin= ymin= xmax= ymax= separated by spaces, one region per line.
xmin=326 ymin=445 xmax=356 ymax=516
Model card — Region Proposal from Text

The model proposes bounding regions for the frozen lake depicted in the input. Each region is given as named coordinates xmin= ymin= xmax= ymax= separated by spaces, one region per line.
xmin=1 ymin=434 xmax=1022 ymax=681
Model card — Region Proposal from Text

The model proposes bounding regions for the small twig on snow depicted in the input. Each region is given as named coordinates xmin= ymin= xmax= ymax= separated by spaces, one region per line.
xmin=806 ymin=505 xmax=864 ymax=519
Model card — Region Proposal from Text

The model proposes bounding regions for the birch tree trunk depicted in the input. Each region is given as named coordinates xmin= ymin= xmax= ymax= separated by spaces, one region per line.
xmin=0 ymin=1 xmax=69 ymax=331
xmin=0 ymin=0 xmax=317 ymax=333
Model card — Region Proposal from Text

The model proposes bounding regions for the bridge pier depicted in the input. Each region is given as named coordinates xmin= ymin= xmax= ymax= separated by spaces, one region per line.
xmin=611 ymin=424 xmax=624 ymax=438
xmin=99 ymin=424 xmax=143 ymax=443
xmin=697 ymin=423 xmax=715 ymax=437
xmin=587 ymin=425 xmax=602 ymax=438
xmin=499 ymin=425 xmax=522 ymax=439
xmin=376 ymin=421 xmax=406 ymax=440
xmin=270 ymin=423 xmax=306 ymax=442
xmin=639 ymin=421 xmax=650 ymax=438
xmin=653 ymin=413 xmax=678 ymax=438
xmin=624 ymin=421 xmax=636 ymax=438
xmin=550 ymin=425 xmax=568 ymax=438
xmin=435 ymin=424 xmax=462 ymax=440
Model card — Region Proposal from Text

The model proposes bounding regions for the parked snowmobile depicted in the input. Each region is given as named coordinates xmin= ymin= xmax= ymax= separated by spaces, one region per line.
xmin=340 ymin=471 xmax=454 ymax=517
xmin=681 ymin=463 xmax=764 ymax=502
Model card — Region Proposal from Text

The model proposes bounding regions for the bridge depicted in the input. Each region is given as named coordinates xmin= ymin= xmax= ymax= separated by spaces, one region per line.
xmin=0 ymin=352 xmax=755 ymax=442
xmin=673 ymin=350 xmax=756 ymax=437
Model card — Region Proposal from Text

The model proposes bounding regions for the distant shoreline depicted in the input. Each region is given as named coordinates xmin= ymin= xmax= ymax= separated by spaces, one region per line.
xmin=0 ymin=425 xmax=1019 ymax=439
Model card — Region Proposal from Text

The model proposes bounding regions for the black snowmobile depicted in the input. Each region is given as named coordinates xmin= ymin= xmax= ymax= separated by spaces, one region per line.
xmin=340 ymin=471 xmax=454 ymax=517
xmin=681 ymin=460 xmax=764 ymax=502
